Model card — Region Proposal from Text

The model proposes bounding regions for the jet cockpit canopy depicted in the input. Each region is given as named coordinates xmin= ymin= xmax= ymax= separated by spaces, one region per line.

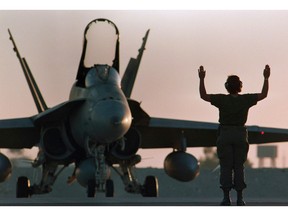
xmin=76 ymin=18 xmax=120 ymax=87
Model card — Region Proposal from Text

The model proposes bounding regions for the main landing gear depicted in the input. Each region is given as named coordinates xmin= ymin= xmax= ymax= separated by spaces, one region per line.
xmin=16 ymin=176 xmax=31 ymax=198
xmin=110 ymin=155 xmax=159 ymax=198
xmin=142 ymin=175 xmax=158 ymax=197
xmin=15 ymin=169 xmax=159 ymax=198
xmin=15 ymin=144 xmax=159 ymax=198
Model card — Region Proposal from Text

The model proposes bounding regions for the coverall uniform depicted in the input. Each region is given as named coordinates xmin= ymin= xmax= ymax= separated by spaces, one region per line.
xmin=210 ymin=94 xmax=258 ymax=191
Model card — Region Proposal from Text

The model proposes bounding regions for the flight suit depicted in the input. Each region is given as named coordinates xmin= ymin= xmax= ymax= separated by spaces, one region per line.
xmin=216 ymin=125 xmax=249 ymax=190
xmin=210 ymin=94 xmax=258 ymax=191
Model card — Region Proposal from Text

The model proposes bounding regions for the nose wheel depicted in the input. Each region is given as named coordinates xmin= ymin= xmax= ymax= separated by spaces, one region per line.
xmin=105 ymin=179 xmax=114 ymax=197
xmin=87 ymin=179 xmax=115 ymax=197
xmin=87 ymin=179 xmax=96 ymax=197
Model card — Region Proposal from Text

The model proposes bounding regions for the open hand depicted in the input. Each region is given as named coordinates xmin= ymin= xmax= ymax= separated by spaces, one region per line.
xmin=198 ymin=65 xmax=206 ymax=79
xmin=264 ymin=65 xmax=270 ymax=79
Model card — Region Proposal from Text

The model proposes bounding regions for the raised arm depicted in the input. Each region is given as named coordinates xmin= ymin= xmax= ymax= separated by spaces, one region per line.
xmin=257 ymin=64 xmax=270 ymax=101
xmin=198 ymin=66 xmax=211 ymax=102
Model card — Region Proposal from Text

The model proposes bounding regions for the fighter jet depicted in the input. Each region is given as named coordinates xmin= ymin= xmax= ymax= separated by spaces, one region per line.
xmin=1 ymin=18 xmax=288 ymax=198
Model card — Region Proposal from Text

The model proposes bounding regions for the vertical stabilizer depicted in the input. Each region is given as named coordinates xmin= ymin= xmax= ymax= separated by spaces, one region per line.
xmin=8 ymin=29 xmax=48 ymax=113
xmin=121 ymin=29 xmax=150 ymax=98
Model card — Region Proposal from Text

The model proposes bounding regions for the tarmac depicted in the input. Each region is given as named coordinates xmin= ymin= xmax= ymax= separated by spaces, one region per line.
xmin=1 ymin=166 xmax=288 ymax=207
xmin=1 ymin=197 xmax=288 ymax=206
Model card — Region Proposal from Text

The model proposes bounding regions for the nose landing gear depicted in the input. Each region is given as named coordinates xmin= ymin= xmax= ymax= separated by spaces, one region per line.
xmin=87 ymin=178 xmax=114 ymax=197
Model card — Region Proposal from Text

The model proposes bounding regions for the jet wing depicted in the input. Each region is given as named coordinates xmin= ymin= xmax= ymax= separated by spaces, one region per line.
xmin=33 ymin=99 xmax=85 ymax=125
xmin=0 ymin=117 xmax=40 ymax=149
xmin=0 ymin=99 xmax=85 ymax=149
xmin=136 ymin=117 xmax=288 ymax=149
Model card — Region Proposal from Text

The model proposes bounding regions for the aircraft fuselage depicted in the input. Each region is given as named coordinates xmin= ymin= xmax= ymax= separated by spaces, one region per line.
xmin=69 ymin=65 xmax=132 ymax=148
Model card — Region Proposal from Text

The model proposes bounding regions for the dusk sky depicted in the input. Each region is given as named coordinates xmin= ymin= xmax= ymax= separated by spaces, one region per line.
xmin=1 ymin=7 xmax=288 ymax=168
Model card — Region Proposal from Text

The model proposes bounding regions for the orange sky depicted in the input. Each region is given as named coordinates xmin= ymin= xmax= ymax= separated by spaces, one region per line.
xmin=1 ymin=9 xmax=288 ymax=168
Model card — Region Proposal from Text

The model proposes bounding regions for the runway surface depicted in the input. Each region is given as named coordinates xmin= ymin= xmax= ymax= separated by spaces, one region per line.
xmin=1 ymin=197 xmax=288 ymax=206
xmin=2 ymin=167 xmax=288 ymax=208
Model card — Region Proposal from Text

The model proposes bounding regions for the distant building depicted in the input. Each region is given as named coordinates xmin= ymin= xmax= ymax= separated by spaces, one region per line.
xmin=257 ymin=145 xmax=277 ymax=168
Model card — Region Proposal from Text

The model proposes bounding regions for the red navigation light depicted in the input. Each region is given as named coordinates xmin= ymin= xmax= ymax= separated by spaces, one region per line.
xmin=260 ymin=131 xmax=265 ymax=135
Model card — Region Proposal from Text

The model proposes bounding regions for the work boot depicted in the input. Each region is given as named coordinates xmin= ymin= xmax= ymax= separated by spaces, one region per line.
xmin=220 ymin=189 xmax=231 ymax=206
xmin=236 ymin=190 xmax=246 ymax=206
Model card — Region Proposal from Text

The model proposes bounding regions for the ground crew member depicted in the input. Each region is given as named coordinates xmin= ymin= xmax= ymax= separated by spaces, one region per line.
xmin=198 ymin=65 xmax=270 ymax=206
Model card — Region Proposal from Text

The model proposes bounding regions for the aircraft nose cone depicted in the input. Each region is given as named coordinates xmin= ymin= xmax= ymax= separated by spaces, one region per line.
xmin=89 ymin=100 xmax=132 ymax=143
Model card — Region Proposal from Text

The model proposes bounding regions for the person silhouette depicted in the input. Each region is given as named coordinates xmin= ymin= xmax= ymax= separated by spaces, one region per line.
xmin=198 ymin=65 xmax=270 ymax=206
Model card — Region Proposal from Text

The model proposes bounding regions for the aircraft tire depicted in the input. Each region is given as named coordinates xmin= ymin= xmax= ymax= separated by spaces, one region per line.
xmin=142 ymin=175 xmax=159 ymax=197
xmin=87 ymin=179 xmax=96 ymax=197
xmin=105 ymin=179 xmax=114 ymax=197
xmin=16 ymin=176 xmax=31 ymax=198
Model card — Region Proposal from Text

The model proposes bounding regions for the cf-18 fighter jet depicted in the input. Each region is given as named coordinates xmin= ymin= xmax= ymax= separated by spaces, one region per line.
xmin=1 ymin=18 xmax=288 ymax=198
